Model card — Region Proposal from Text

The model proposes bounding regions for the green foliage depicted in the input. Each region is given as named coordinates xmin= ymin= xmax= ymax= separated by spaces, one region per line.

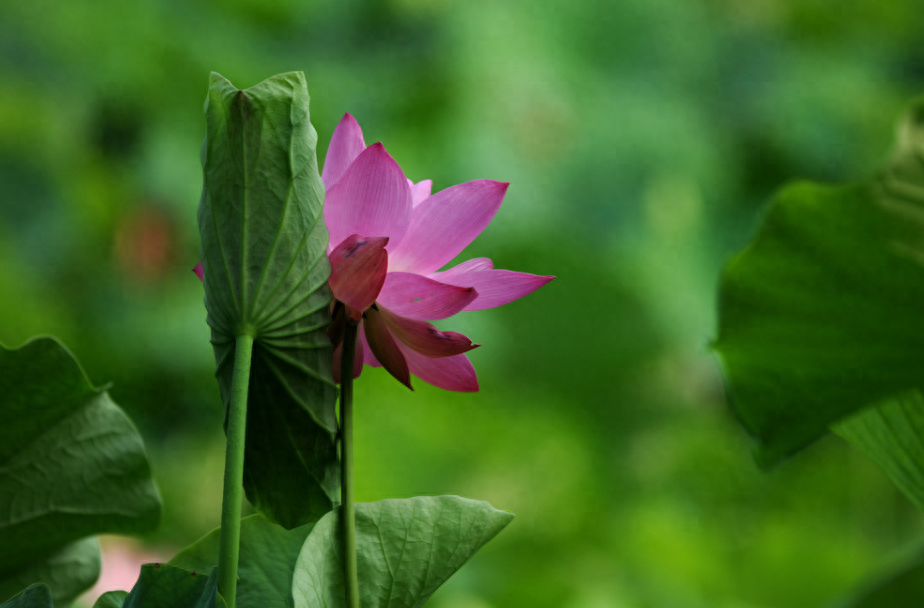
xmin=8 ymin=0 xmax=924 ymax=605
xmin=169 ymin=498 xmax=510 ymax=608
xmin=714 ymin=99 xmax=924 ymax=466
xmin=292 ymin=496 xmax=513 ymax=608
xmin=171 ymin=514 xmax=314 ymax=608
xmin=0 ymin=585 xmax=53 ymax=608
xmin=198 ymin=72 xmax=338 ymax=528
xmin=92 ymin=592 xmax=129 ymax=608
xmin=0 ymin=539 xmax=99 ymax=608
xmin=833 ymin=393 xmax=924 ymax=511
xmin=832 ymin=551 xmax=924 ymax=607
xmin=121 ymin=564 xmax=225 ymax=608
xmin=0 ymin=338 xmax=161 ymax=604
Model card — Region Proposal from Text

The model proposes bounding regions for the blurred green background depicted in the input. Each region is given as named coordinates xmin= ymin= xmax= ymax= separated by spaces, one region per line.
xmin=3 ymin=0 xmax=924 ymax=606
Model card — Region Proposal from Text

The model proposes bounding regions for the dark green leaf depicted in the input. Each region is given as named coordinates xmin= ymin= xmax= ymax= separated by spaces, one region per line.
xmin=713 ymin=99 xmax=924 ymax=466
xmin=831 ymin=550 xmax=924 ymax=607
xmin=0 ymin=584 xmax=53 ymax=608
xmin=170 ymin=514 xmax=314 ymax=608
xmin=92 ymin=591 xmax=128 ymax=608
xmin=292 ymin=496 xmax=513 ymax=608
xmin=243 ymin=362 xmax=339 ymax=528
xmin=833 ymin=391 xmax=924 ymax=510
xmin=0 ymin=539 xmax=99 ymax=608
xmin=198 ymin=71 xmax=339 ymax=527
xmin=123 ymin=564 xmax=225 ymax=608
xmin=0 ymin=337 xmax=161 ymax=602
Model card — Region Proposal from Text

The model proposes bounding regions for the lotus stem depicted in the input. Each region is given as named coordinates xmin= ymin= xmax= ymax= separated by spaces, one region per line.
xmin=341 ymin=321 xmax=360 ymax=608
xmin=217 ymin=333 xmax=254 ymax=608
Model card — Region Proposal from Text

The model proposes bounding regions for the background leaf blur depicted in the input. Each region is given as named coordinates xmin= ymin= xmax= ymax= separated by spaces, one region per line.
xmin=713 ymin=99 xmax=924 ymax=465
xmin=0 ymin=338 xmax=161 ymax=605
xmin=4 ymin=1 xmax=924 ymax=607
xmin=1 ymin=585 xmax=53 ymax=608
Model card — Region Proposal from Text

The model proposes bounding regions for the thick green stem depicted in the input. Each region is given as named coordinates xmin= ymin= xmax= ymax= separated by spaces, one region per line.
xmin=341 ymin=322 xmax=360 ymax=608
xmin=217 ymin=333 xmax=254 ymax=608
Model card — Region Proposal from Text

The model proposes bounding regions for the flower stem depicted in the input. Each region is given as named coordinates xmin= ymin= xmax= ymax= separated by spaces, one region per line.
xmin=340 ymin=322 xmax=360 ymax=608
xmin=217 ymin=333 xmax=254 ymax=608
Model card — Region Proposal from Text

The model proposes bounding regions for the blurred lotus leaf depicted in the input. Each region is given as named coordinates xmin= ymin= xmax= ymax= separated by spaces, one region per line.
xmin=715 ymin=98 xmax=924 ymax=467
xmin=0 ymin=338 xmax=161 ymax=605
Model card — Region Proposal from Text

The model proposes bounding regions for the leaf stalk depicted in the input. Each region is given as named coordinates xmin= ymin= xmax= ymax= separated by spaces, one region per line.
xmin=217 ymin=333 xmax=254 ymax=608
xmin=341 ymin=321 xmax=360 ymax=608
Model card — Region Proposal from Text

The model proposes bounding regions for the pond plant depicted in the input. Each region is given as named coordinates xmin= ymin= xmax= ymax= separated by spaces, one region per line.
xmin=0 ymin=72 xmax=551 ymax=608
xmin=6 ymin=69 xmax=924 ymax=608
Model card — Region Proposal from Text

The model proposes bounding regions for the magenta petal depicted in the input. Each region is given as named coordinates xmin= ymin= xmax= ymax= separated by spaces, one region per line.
xmin=321 ymin=113 xmax=366 ymax=190
xmin=387 ymin=180 xmax=508 ymax=274
xmin=379 ymin=307 xmax=479 ymax=358
xmin=364 ymin=308 xmax=412 ymax=389
xmin=398 ymin=343 xmax=479 ymax=392
xmin=377 ymin=272 xmax=477 ymax=320
xmin=410 ymin=179 xmax=432 ymax=207
xmin=328 ymin=235 xmax=389 ymax=319
xmin=193 ymin=262 xmax=204 ymax=281
xmin=324 ymin=143 xmax=412 ymax=251
xmin=432 ymin=267 xmax=554 ymax=311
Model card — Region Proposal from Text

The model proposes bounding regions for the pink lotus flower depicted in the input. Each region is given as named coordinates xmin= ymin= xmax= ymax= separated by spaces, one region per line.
xmin=195 ymin=114 xmax=552 ymax=391
xmin=323 ymin=113 xmax=553 ymax=391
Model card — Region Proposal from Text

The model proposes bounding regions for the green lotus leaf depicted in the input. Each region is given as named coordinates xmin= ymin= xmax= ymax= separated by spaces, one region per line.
xmin=0 ymin=539 xmax=99 ymax=608
xmin=92 ymin=591 xmax=129 ymax=608
xmin=170 ymin=513 xmax=314 ymax=608
xmin=0 ymin=585 xmax=53 ymax=608
xmin=292 ymin=496 xmax=513 ymax=608
xmin=198 ymin=72 xmax=339 ymax=527
xmin=714 ymin=98 xmax=924 ymax=466
xmin=833 ymin=391 xmax=924 ymax=510
xmin=0 ymin=337 xmax=161 ymax=604
xmin=122 ymin=564 xmax=224 ymax=608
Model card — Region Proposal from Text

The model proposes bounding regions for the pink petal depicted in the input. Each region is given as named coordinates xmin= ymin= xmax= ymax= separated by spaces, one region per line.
xmin=379 ymin=307 xmax=479 ymax=358
xmin=193 ymin=262 xmax=204 ymax=281
xmin=387 ymin=180 xmax=508 ymax=274
xmin=328 ymin=235 xmax=389 ymax=320
xmin=332 ymin=331 xmax=364 ymax=384
xmin=377 ymin=272 xmax=477 ymax=320
xmin=322 ymin=113 xmax=366 ymax=190
xmin=324 ymin=143 xmax=412 ymax=251
xmin=398 ymin=343 xmax=479 ymax=392
xmin=410 ymin=179 xmax=432 ymax=207
xmin=432 ymin=257 xmax=494 ymax=276
xmin=364 ymin=308 xmax=411 ymax=389
xmin=431 ymin=266 xmax=554 ymax=311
